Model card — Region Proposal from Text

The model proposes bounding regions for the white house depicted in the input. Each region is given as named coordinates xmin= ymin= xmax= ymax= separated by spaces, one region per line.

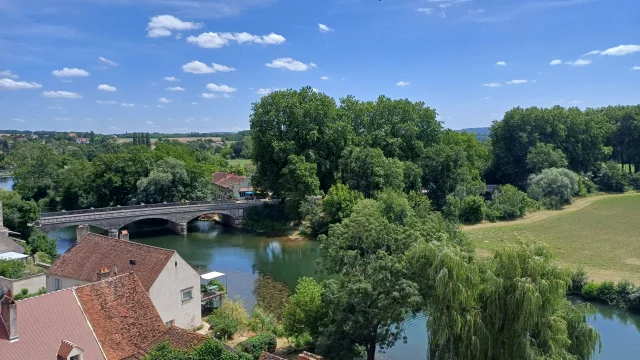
xmin=212 ymin=172 xmax=253 ymax=200
xmin=46 ymin=233 xmax=202 ymax=329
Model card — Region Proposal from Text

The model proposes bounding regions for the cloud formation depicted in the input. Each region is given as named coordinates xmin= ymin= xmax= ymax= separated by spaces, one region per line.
xmin=52 ymin=68 xmax=89 ymax=77
xmin=164 ymin=76 xmax=180 ymax=81
xmin=182 ymin=61 xmax=236 ymax=74
xmin=201 ymin=93 xmax=218 ymax=99
xmin=265 ymin=58 xmax=317 ymax=71
xmin=167 ymin=86 xmax=186 ymax=91
xmin=98 ymin=84 xmax=117 ymax=92
xmin=482 ymin=83 xmax=502 ymax=87
xmin=565 ymin=59 xmax=591 ymax=66
xmin=121 ymin=103 xmax=135 ymax=107
xmin=0 ymin=78 xmax=42 ymax=90
xmin=187 ymin=32 xmax=286 ymax=48
xmin=318 ymin=24 xmax=333 ymax=32
xmin=158 ymin=97 xmax=172 ymax=103
xmin=99 ymin=56 xmax=118 ymax=66
xmin=206 ymin=83 xmax=237 ymax=92
xmin=96 ymin=100 xmax=117 ymax=104
xmin=0 ymin=70 xmax=19 ymax=79
xmin=496 ymin=61 xmax=506 ymax=66
xmin=396 ymin=81 xmax=410 ymax=86
xmin=506 ymin=79 xmax=528 ymax=85
xmin=600 ymin=44 xmax=640 ymax=56
xmin=43 ymin=90 xmax=82 ymax=98
xmin=550 ymin=59 xmax=562 ymax=65
xmin=147 ymin=15 xmax=203 ymax=38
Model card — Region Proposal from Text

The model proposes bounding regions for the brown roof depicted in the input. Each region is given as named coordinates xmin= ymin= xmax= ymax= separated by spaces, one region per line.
xmin=260 ymin=352 xmax=287 ymax=360
xmin=0 ymin=289 xmax=105 ymax=360
xmin=212 ymin=172 xmax=247 ymax=189
xmin=57 ymin=339 xmax=81 ymax=358
xmin=48 ymin=233 xmax=174 ymax=290
xmin=146 ymin=326 xmax=208 ymax=351
xmin=0 ymin=232 xmax=25 ymax=254
xmin=74 ymin=272 xmax=168 ymax=360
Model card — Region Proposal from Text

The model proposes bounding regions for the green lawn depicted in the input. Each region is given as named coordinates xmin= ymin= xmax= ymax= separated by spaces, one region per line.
xmin=466 ymin=193 xmax=640 ymax=283
xmin=228 ymin=159 xmax=255 ymax=173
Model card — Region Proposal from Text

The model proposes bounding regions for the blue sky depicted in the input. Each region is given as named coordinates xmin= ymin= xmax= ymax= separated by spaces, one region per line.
xmin=1 ymin=0 xmax=639 ymax=133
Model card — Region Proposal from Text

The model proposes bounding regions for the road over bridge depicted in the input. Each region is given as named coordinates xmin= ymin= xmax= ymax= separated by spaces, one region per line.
xmin=34 ymin=200 xmax=265 ymax=238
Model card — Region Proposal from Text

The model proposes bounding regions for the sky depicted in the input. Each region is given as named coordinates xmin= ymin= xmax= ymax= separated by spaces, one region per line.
xmin=0 ymin=0 xmax=639 ymax=133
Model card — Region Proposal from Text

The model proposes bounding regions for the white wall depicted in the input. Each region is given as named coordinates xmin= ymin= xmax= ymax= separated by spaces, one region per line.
xmin=46 ymin=275 xmax=89 ymax=292
xmin=0 ymin=273 xmax=46 ymax=297
xmin=148 ymin=252 xmax=201 ymax=329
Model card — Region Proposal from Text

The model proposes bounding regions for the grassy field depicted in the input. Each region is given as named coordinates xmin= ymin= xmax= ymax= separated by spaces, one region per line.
xmin=228 ymin=159 xmax=255 ymax=173
xmin=116 ymin=136 xmax=222 ymax=144
xmin=465 ymin=193 xmax=640 ymax=283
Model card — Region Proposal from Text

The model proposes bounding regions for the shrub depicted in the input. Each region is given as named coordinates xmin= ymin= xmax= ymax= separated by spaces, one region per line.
xmin=581 ymin=281 xmax=600 ymax=300
xmin=236 ymin=332 xmax=277 ymax=360
xmin=13 ymin=287 xmax=46 ymax=300
xmin=292 ymin=332 xmax=314 ymax=349
xmin=596 ymin=161 xmax=627 ymax=193
xmin=28 ymin=231 xmax=58 ymax=258
xmin=577 ymin=176 xmax=598 ymax=196
xmin=249 ymin=306 xmax=284 ymax=336
xmin=459 ymin=196 xmax=484 ymax=224
xmin=569 ymin=268 xmax=589 ymax=295
xmin=527 ymin=168 xmax=579 ymax=209
xmin=442 ymin=195 xmax=461 ymax=222
xmin=299 ymin=196 xmax=329 ymax=237
xmin=0 ymin=259 xmax=26 ymax=279
xmin=485 ymin=184 xmax=528 ymax=221
xmin=322 ymin=184 xmax=363 ymax=224
xmin=35 ymin=251 xmax=52 ymax=264
xmin=595 ymin=281 xmax=618 ymax=305
xmin=526 ymin=143 xmax=569 ymax=173
xmin=208 ymin=310 xmax=239 ymax=340
xmin=628 ymin=172 xmax=640 ymax=190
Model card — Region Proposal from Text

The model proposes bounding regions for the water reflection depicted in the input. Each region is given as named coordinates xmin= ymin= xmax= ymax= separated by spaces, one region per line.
xmin=0 ymin=177 xmax=14 ymax=190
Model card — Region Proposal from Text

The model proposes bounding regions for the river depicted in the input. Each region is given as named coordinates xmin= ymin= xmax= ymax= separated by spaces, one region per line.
xmin=0 ymin=176 xmax=13 ymax=190
xmin=50 ymin=219 xmax=640 ymax=359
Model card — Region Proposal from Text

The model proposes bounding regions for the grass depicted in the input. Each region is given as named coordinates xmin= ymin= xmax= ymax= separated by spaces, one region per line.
xmin=228 ymin=159 xmax=255 ymax=173
xmin=466 ymin=193 xmax=640 ymax=283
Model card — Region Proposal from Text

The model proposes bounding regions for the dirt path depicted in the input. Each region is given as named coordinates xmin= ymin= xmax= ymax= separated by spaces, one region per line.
xmin=462 ymin=192 xmax=640 ymax=231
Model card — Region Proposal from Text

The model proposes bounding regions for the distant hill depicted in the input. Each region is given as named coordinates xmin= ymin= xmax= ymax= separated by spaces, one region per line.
xmin=456 ymin=127 xmax=490 ymax=141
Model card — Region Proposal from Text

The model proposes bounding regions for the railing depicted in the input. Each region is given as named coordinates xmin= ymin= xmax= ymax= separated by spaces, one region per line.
xmin=40 ymin=199 xmax=240 ymax=218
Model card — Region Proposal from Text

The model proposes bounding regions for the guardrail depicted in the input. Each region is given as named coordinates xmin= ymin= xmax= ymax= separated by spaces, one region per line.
xmin=39 ymin=199 xmax=240 ymax=218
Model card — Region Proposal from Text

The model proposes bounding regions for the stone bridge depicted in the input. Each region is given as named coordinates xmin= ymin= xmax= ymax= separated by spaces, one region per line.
xmin=34 ymin=200 xmax=266 ymax=237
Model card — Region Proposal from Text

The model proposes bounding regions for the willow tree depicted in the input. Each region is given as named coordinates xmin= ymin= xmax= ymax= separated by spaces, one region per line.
xmin=409 ymin=241 xmax=601 ymax=360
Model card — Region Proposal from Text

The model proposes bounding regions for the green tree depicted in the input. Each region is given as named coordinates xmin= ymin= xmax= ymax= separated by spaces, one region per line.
xmin=28 ymin=230 xmax=57 ymax=258
xmin=55 ymin=159 xmax=95 ymax=210
xmin=145 ymin=133 xmax=152 ymax=148
xmin=339 ymin=147 xmax=405 ymax=197
xmin=596 ymin=161 xmax=627 ymax=192
xmin=136 ymin=157 xmax=190 ymax=203
xmin=485 ymin=184 xmax=529 ymax=221
xmin=283 ymin=277 xmax=325 ymax=340
xmin=322 ymin=184 xmax=363 ymax=224
xmin=5 ymin=142 xmax=63 ymax=201
xmin=132 ymin=133 xmax=139 ymax=146
xmin=527 ymin=168 xmax=579 ymax=209
xmin=0 ymin=189 xmax=40 ymax=239
xmin=526 ymin=142 xmax=569 ymax=173
xmin=279 ymin=155 xmax=321 ymax=218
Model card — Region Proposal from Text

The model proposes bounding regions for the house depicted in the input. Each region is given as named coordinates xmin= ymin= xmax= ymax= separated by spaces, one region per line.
xmin=0 ymin=272 xmax=208 ymax=360
xmin=46 ymin=233 xmax=202 ymax=329
xmin=212 ymin=172 xmax=253 ymax=200
xmin=76 ymin=138 xmax=90 ymax=144
xmin=0 ymin=231 xmax=46 ymax=297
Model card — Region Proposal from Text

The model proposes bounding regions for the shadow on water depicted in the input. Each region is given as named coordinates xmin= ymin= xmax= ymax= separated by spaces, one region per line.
xmin=48 ymin=219 xmax=640 ymax=359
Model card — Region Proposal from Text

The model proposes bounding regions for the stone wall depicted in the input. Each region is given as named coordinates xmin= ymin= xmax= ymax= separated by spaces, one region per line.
xmin=0 ymin=273 xmax=47 ymax=297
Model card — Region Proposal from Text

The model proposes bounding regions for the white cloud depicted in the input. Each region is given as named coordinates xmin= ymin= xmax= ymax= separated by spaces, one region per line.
xmin=192 ymin=102 xmax=198 ymax=105
xmin=582 ymin=50 xmax=601 ymax=56
xmin=439 ymin=3 xmax=452 ymax=8
xmin=318 ymin=23 xmax=333 ymax=33
xmin=206 ymin=83 xmax=237 ymax=92
xmin=496 ymin=61 xmax=506 ymax=66
xmin=266 ymin=58 xmax=316 ymax=72
xmin=98 ymin=84 xmax=117 ymax=92
xmin=632 ymin=66 xmax=640 ymax=71
xmin=99 ymin=56 xmax=118 ymax=66
xmin=13 ymin=118 xmax=25 ymax=122
xmin=468 ymin=9 xmax=486 ymax=14
xmin=600 ymin=44 xmax=640 ymax=56
xmin=439 ymin=12 xmax=446 ymax=18
xmin=320 ymin=76 xmax=330 ymax=80
xmin=175 ymin=33 xmax=183 ymax=40
xmin=550 ymin=59 xmax=562 ymax=66
xmin=201 ymin=93 xmax=218 ymax=99
xmin=96 ymin=100 xmax=117 ymax=104
xmin=43 ymin=90 xmax=82 ymax=98
xmin=0 ymin=70 xmax=18 ymax=79
xmin=187 ymin=31 xmax=286 ymax=48
xmin=147 ymin=121 xmax=154 ymax=124
xmin=158 ymin=97 xmax=172 ymax=103
xmin=142 ymin=105 xmax=150 ymax=108
xmin=52 ymin=67 xmax=89 ymax=77
xmin=565 ymin=59 xmax=591 ymax=66
xmin=396 ymin=81 xmax=410 ymax=86
xmin=164 ymin=76 xmax=179 ymax=81
xmin=147 ymin=14 xmax=203 ymax=38
xmin=222 ymin=93 xmax=232 ymax=98
xmin=506 ymin=79 xmax=528 ymax=85
xmin=182 ymin=61 xmax=236 ymax=74
xmin=417 ymin=8 xmax=433 ymax=14
xmin=0 ymin=78 xmax=42 ymax=90
xmin=167 ymin=86 xmax=186 ymax=91
xmin=482 ymin=83 xmax=502 ymax=87
xmin=256 ymin=88 xmax=273 ymax=95
xmin=121 ymin=103 xmax=135 ymax=107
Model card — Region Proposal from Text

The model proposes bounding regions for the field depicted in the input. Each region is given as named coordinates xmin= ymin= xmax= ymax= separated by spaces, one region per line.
xmin=228 ymin=159 xmax=255 ymax=173
xmin=116 ymin=137 xmax=222 ymax=144
xmin=465 ymin=193 xmax=640 ymax=283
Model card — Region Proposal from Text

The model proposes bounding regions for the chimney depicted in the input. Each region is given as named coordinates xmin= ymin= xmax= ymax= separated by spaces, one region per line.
xmin=97 ymin=267 xmax=111 ymax=281
xmin=76 ymin=225 xmax=89 ymax=242
xmin=119 ymin=230 xmax=129 ymax=241
xmin=0 ymin=296 xmax=18 ymax=342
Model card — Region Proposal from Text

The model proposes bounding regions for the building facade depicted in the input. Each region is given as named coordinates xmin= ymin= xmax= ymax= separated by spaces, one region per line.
xmin=212 ymin=172 xmax=253 ymax=200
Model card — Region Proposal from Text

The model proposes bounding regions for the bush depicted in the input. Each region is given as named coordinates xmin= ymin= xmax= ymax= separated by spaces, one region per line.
xmin=459 ymin=196 xmax=484 ymax=224
xmin=249 ymin=306 xmax=284 ymax=336
xmin=0 ymin=259 xmax=26 ymax=279
xmin=485 ymin=185 xmax=529 ymax=221
xmin=207 ymin=298 xmax=249 ymax=340
xmin=28 ymin=231 xmax=58 ymax=258
xmin=236 ymin=332 xmax=277 ymax=360
xmin=299 ymin=196 xmax=329 ymax=237
xmin=628 ymin=172 xmax=640 ymax=190
xmin=442 ymin=195 xmax=461 ymax=222
xmin=596 ymin=161 xmax=627 ymax=192
xmin=292 ymin=332 xmax=314 ymax=349
xmin=577 ymin=176 xmax=598 ymax=196
xmin=35 ymin=251 xmax=52 ymax=264
xmin=581 ymin=281 xmax=600 ymax=300
xmin=13 ymin=287 xmax=46 ymax=300
xmin=569 ymin=268 xmax=589 ymax=295
xmin=595 ymin=281 xmax=617 ymax=305
xmin=527 ymin=168 xmax=579 ymax=209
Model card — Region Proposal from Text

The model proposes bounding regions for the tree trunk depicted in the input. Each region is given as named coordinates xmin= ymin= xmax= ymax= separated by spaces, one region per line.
xmin=366 ymin=340 xmax=377 ymax=360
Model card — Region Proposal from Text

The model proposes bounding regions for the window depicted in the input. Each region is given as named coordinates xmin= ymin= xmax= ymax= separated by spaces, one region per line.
xmin=70 ymin=355 xmax=82 ymax=360
xmin=165 ymin=320 xmax=175 ymax=328
xmin=55 ymin=278 xmax=61 ymax=291
xmin=181 ymin=288 xmax=193 ymax=302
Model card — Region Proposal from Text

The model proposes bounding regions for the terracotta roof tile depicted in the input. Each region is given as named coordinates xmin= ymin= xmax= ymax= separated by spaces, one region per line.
xmin=212 ymin=172 xmax=248 ymax=189
xmin=74 ymin=272 xmax=168 ymax=360
xmin=260 ymin=352 xmax=287 ymax=360
xmin=146 ymin=326 xmax=208 ymax=351
xmin=0 ymin=289 xmax=105 ymax=360
xmin=57 ymin=339 xmax=81 ymax=358
xmin=48 ymin=233 xmax=174 ymax=290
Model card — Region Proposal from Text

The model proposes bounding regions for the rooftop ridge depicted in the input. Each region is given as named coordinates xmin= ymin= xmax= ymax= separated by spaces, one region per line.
xmin=14 ymin=288 xmax=72 ymax=302
xmin=72 ymin=272 xmax=138 ymax=290
xmin=82 ymin=233 xmax=176 ymax=254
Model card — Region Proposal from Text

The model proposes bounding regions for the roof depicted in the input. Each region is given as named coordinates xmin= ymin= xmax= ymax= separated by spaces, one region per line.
xmin=74 ymin=272 xmax=169 ymax=360
xmin=260 ymin=352 xmax=287 ymax=360
xmin=200 ymin=271 xmax=225 ymax=280
xmin=57 ymin=339 xmax=82 ymax=358
xmin=47 ymin=233 xmax=174 ymax=290
xmin=0 ymin=289 xmax=105 ymax=360
xmin=212 ymin=172 xmax=248 ymax=189
xmin=146 ymin=326 xmax=208 ymax=352
xmin=0 ymin=232 xmax=24 ymax=254
xmin=0 ymin=251 xmax=28 ymax=260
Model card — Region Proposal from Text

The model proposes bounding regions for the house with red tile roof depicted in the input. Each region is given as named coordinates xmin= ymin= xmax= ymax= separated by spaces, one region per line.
xmin=46 ymin=233 xmax=202 ymax=329
xmin=212 ymin=172 xmax=253 ymax=200
xmin=0 ymin=272 xmax=208 ymax=360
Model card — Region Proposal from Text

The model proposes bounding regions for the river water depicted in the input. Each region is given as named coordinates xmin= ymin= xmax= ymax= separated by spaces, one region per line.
xmin=0 ymin=176 xmax=13 ymax=190
xmin=50 ymin=219 xmax=640 ymax=360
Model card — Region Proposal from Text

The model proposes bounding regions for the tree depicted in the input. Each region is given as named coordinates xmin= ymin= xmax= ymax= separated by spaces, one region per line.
xmin=136 ymin=157 xmax=190 ymax=203
xmin=596 ymin=161 xmax=627 ymax=192
xmin=279 ymin=155 xmax=321 ymax=218
xmin=5 ymin=142 xmax=62 ymax=201
xmin=132 ymin=133 xmax=139 ymax=146
xmin=339 ymin=147 xmax=405 ymax=197
xmin=55 ymin=159 xmax=95 ymax=210
xmin=145 ymin=133 xmax=152 ymax=148
xmin=322 ymin=184 xmax=363 ymax=224
xmin=0 ymin=189 xmax=40 ymax=239
xmin=527 ymin=168 xmax=579 ymax=209
xmin=526 ymin=142 xmax=569 ymax=173
xmin=485 ymin=184 xmax=529 ymax=221
xmin=283 ymin=277 xmax=325 ymax=340
xmin=28 ymin=230 xmax=57 ymax=258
